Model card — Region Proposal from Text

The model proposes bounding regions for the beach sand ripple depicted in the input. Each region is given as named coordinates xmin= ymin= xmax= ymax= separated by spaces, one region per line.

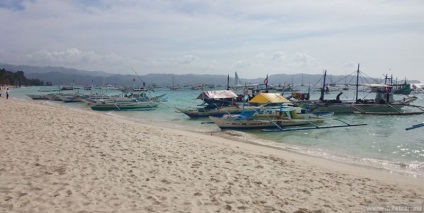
xmin=1 ymin=99 xmax=423 ymax=212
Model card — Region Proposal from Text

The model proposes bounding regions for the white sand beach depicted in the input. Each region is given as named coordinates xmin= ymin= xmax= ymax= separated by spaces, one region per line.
xmin=1 ymin=98 xmax=423 ymax=212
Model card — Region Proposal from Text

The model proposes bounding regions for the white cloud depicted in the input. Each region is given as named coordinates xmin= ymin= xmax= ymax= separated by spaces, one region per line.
xmin=173 ymin=55 xmax=198 ymax=65
xmin=272 ymin=51 xmax=286 ymax=61
xmin=1 ymin=0 xmax=424 ymax=81
xmin=291 ymin=53 xmax=318 ymax=65
xmin=256 ymin=53 xmax=266 ymax=59
xmin=234 ymin=60 xmax=252 ymax=69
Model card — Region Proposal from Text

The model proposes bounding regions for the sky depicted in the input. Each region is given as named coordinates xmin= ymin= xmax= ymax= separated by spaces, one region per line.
xmin=1 ymin=0 xmax=424 ymax=82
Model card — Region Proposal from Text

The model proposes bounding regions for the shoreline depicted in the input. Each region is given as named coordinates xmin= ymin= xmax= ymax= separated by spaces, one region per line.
xmin=1 ymin=98 xmax=424 ymax=212
xmin=108 ymin=105 xmax=424 ymax=180
xmin=13 ymin=86 xmax=424 ymax=176
xmin=214 ymin=130 xmax=424 ymax=180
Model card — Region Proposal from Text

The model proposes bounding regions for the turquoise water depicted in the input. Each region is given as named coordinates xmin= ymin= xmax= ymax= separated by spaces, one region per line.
xmin=10 ymin=86 xmax=424 ymax=178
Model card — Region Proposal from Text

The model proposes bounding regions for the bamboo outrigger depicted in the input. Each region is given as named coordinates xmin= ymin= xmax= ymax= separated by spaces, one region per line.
xmin=354 ymin=111 xmax=424 ymax=115
xmin=353 ymin=104 xmax=424 ymax=115
xmin=406 ymin=123 xmax=424 ymax=131
xmin=261 ymin=118 xmax=367 ymax=132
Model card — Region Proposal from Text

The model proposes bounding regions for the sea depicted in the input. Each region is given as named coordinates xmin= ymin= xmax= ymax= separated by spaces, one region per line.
xmin=9 ymin=86 xmax=424 ymax=178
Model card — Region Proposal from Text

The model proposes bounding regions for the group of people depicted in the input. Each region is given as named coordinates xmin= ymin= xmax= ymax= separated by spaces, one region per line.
xmin=0 ymin=87 xmax=10 ymax=99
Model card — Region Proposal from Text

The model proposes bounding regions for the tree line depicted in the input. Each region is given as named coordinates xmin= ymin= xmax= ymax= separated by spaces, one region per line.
xmin=0 ymin=68 xmax=44 ymax=86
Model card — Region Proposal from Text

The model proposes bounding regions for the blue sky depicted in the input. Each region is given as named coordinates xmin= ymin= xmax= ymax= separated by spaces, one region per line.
xmin=1 ymin=0 xmax=424 ymax=82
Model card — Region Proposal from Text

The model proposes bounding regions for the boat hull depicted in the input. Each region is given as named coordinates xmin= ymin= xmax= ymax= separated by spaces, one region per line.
xmin=26 ymin=94 xmax=49 ymax=100
xmin=176 ymin=107 xmax=244 ymax=118
xmin=91 ymin=102 xmax=158 ymax=111
xmin=296 ymin=102 xmax=406 ymax=114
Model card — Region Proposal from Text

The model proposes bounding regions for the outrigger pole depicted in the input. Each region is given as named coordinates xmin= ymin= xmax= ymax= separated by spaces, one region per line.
xmin=261 ymin=118 xmax=367 ymax=132
xmin=406 ymin=123 xmax=424 ymax=131
xmin=319 ymin=70 xmax=327 ymax=101
xmin=131 ymin=68 xmax=146 ymax=87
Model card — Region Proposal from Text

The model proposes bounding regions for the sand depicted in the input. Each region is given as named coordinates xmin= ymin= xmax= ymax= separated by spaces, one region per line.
xmin=0 ymin=98 xmax=423 ymax=213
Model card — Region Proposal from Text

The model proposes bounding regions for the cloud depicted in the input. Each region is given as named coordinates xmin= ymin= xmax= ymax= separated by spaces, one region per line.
xmin=0 ymin=0 xmax=25 ymax=11
xmin=1 ymin=0 xmax=424 ymax=81
xmin=343 ymin=62 xmax=358 ymax=69
xmin=256 ymin=53 xmax=266 ymax=59
xmin=292 ymin=53 xmax=317 ymax=65
xmin=272 ymin=51 xmax=286 ymax=61
xmin=173 ymin=55 xmax=198 ymax=65
xmin=11 ymin=48 xmax=133 ymax=72
xmin=234 ymin=61 xmax=252 ymax=69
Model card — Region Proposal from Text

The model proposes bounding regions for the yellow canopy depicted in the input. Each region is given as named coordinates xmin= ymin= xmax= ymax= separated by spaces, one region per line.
xmin=249 ymin=93 xmax=291 ymax=104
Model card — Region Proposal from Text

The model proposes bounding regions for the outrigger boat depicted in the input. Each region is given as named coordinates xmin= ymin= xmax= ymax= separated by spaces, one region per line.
xmin=176 ymin=90 xmax=244 ymax=118
xmin=209 ymin=108 xmax=326 ymax=130
xmin=27 ymin=94 xmax=50 ymax=100
xmin=248 ymin=93 xmax=333 ymax=118
xmin=208 ymin=91 xmax=367 ymax=132
xmin=382 ymin=75 xmax=413 ymax=95
xmin=208 ymin=93 xmax=330 ymax=130
xmin=293 ymin=64 xmax=418 ymax=114
xmin=81 ymin=89 xmax=165 ymax=111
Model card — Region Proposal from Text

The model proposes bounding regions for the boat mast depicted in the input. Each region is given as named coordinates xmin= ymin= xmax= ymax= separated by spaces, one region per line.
xmin=131 ymin=68 xmax=146 ymax=87
xmin=172 ymin=76 xmax=175 ymax=87
xmin=301 ymin=74 xmax=304 ymax=86
xmin=319 ymin=70 xmax=327 ymax=101
xmin=291 ymin=76 xmax=294 ymax=89
xmin=226 ymin=74 xmax=230 ymax=90
xmin=355 ymin=64 xmax=360 ymax=103
xmin=242 ymin=82 xmax=247 ymax=111
xmin=264 ymin=74 xmax=269 ymax=92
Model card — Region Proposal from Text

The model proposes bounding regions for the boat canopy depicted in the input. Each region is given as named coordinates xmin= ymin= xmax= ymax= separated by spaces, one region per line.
xmin=196 ymin=90 xmax=238 ymax=99
xmin=249 ymin=93 xmax=291 ymax=104
xmin=362 ymin=83 xmax=392 ymax=88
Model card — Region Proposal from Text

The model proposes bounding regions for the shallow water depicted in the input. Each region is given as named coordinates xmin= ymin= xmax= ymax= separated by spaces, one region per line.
xmin=11 ymin=86 xmax=424 ymax=178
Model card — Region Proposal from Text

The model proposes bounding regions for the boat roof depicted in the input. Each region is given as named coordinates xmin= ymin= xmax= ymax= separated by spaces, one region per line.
xmin=249 ymin=93 xmax=291 ymax=104
xmin=196 ymin=90 xmax=238 ymax=99
xmin=362 ymin=83 xmax=393 ymax=88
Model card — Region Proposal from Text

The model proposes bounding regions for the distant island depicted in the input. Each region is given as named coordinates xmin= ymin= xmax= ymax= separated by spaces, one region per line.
xmin=0 ymin=68 xmax=45 ymax=87
xmin=0 ymin=63 xmax=420 ymax=88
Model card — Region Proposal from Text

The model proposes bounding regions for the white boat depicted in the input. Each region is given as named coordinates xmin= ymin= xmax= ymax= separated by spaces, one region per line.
xmin=169 ymin=76 xmax=180 ymax=90
xmin=209 ymin=108 xmax=325 ymax=130
xmin=176 ymin=90 xmax=242 ymax=118
xmin=209 ymin=93 xmax=326 ymax=130
xmin=191 ymin=84 xmax=203 ymax=90
xmin=89 ymin=100 xmax=158 ymax=111
xmin=27 ymin=94 xmax=50 ymax=100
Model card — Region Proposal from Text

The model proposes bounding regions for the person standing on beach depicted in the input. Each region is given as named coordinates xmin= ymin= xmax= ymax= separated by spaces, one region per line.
xmin=6 ymin=88 xmax=9 ymax=99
